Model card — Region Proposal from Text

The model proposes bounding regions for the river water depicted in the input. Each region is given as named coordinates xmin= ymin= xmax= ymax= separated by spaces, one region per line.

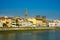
xmin=0 ymin=30 xmax=60 ymax=40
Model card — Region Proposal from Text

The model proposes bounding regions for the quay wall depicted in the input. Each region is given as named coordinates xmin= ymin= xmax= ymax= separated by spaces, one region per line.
xmin=0 ymin=27 xmax=56 ymax=31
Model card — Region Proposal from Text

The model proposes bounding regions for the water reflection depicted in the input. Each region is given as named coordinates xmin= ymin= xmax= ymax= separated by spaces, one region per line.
xmin=48 ymin=30 xmax=60 ymax=40
xmin=0 ymin=30 xmax=60 ymax=40
xmin=0 ymin=32 xmax=16 ymax=40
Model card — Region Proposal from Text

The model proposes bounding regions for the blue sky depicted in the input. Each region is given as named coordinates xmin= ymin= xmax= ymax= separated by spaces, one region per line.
xmin=0 ymin=0 xmax=60 ymax=19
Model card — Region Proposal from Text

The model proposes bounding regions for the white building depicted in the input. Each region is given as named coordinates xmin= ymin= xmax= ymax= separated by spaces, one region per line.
xmin=19 ymin=21 xmax=33 ymax=27
xmin=55 ymin=23 xmax=60 ymax=27
xmin=48 ymin=20 xmax=60 ymax=27
xmin=49 ymin=22 xmax=56 ymax=27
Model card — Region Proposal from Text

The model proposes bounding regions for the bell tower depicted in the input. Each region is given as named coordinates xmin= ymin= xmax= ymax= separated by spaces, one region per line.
xmin=25 ymin=8 xmax=28 ymax=20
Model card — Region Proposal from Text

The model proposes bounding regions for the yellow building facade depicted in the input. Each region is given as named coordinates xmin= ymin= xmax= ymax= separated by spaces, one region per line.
xmin=0 ymin=16 xmax=12 ymax=27
xmin=28 ymin=18 xmax=36 ymax=25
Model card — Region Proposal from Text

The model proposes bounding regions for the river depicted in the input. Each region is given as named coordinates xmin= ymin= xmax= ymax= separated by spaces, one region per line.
xmin=0 ymin=30 xmax=60 ymax=40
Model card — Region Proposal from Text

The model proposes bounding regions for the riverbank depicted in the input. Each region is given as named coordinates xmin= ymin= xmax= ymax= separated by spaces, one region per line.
xmin=0 ymin=27 xmax=60 ymax=32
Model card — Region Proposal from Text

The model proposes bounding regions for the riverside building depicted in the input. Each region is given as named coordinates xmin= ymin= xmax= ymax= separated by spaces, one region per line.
xmin=0 ymin=8 xmax=48 ymax=28
xmin=48 ymin=20 xmax=60 ymax=27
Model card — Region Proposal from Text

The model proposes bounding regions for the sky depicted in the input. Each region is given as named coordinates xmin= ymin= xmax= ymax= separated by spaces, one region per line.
xmin=0 ymin=0 xmax=60 ymax=19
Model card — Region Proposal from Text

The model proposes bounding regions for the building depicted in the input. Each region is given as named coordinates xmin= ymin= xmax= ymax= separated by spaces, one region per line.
xmin=0 ymin=21 xmax=3 ymax=27
xmin=0 ymin=16 xmax=9 ymax=27
xmin=42 ymin=16 xmax=46 ymax=22
xmin=36 ymin=15 xmax=40 ymax=20
xmin=6 ymin=17 xmax=12 ymax=27
xmin=48 ymin=20 xmax=60 ymax=27
xmin=25 ymin=8 xmax=28 ymax=20
xmin=49 ymin=22 xmax=56 ymax=27
xmin=28 ymin=18 xmax=36 ymax=25
xmin=0 ymin=8 xmax=48 ymax=28
xmin=36 ymin=19 xmax=42 ymax=27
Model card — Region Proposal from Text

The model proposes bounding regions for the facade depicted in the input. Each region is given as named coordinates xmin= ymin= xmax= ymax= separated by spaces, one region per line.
xmin=49 ymin=22 xmax=56 ymax=27
xmin=42 ymin=22 xmax=48 ymax=27
xmin=36 ymin=20 xmax=42 ymax=26
xmin=28 ymin=17 xmax=47 ymax=27
xmin=36 ymin=15 xmax=40 ymax=20
xmin=0 ymin=16 xmax=60 ymax=28
xmin=6 ymin=18 xmax=12 ymax=27
xmin=11 ymin=18 xmax=16 ymax=27
xmin=48 ymin=20 xmax=60 ymax=27
xmin=0 ymin=22 xmax=3 ymax=27
xmin=28 ymin=18 xmax=36 ymax=25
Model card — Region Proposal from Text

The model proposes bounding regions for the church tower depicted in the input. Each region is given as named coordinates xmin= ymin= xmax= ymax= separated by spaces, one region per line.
xmin=25 ymin=8 xmax=28 ymax=20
